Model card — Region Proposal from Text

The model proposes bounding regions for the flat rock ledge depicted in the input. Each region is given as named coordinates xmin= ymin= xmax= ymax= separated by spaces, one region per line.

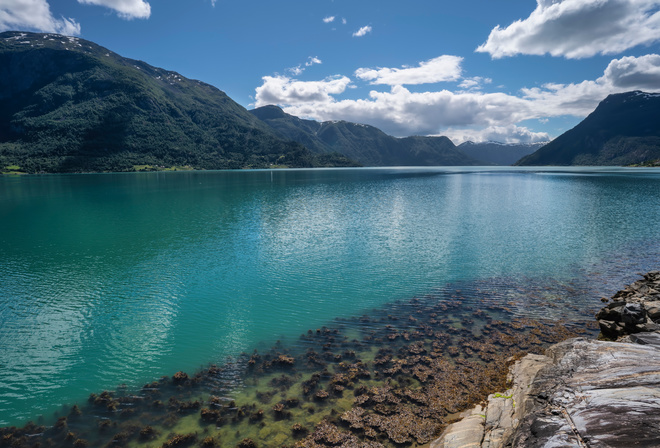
xmin=430 ymin=272 xmax=660 ymax=448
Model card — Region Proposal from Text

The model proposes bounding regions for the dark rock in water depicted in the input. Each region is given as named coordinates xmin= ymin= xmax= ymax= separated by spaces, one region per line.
xmin=595 ymin=302 xmax=626 ymax=321
xmin=621 ymin=302 xmax=645 ymax=324
xmin=172 ymin=371 xmax=189 ymax=384
xmin=200 ymin=436 xmax=217 ymax=447
xmin=237 ymin=437 xmax=257 ymax=448
xmin=595 ymin=272 xmax=660 ymax=340
xmin=162 ymin=432 xmax=197 ymax=448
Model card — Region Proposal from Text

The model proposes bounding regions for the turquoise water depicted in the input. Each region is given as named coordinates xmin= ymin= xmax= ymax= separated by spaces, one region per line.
xmin=1 ymin=167 xmax=659 ymax=426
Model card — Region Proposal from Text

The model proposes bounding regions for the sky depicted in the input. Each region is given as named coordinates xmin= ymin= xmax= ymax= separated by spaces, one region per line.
xmin=2 ymin=0 xmax=660 ymax=144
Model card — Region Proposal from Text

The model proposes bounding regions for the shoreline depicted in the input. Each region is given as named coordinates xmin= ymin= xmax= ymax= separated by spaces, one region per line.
xmin=0 ymin=275 xmax=598 ymax=448
xmin=430 ymin=270 xmax=660 ymax=448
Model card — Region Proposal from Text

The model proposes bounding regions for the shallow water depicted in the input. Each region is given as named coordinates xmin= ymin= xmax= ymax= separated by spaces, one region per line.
xmin=1 ymin=167 xmax=659 ymax=427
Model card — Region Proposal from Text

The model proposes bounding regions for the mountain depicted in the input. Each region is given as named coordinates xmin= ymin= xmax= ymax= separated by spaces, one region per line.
xmin=250 ymin=105 xmax=484 ymax=166
xmin=516 ymin=91 xmax=660 ymax=166
xmin=458 ymin=141 xmax=545 ymax=166
xmin=0 ymin=31 xmax=357 ymax=173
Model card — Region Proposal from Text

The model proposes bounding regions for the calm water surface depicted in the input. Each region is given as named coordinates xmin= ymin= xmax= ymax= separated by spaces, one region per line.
xmin=1 ymin=167 xmax=659 ymax=426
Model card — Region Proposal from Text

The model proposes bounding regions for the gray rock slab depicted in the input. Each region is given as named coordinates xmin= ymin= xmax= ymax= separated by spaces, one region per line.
xmin=630 ymin=331 xmax=660 ymax=347
xmin=430 ymin=405 xmax=485 ymax=448
xmin=511 ymin=338 xmax=660 ymax=448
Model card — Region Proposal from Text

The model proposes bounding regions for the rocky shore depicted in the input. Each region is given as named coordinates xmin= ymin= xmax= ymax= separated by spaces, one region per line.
xmin=430 ymin=271 xmax=660 ymax=448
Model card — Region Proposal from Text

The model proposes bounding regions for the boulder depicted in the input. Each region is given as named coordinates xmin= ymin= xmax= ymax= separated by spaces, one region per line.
xmin=621 ymin=302 xmax=645 ymax=324
xmin=596 ymin=272 xmax=660 ymax=339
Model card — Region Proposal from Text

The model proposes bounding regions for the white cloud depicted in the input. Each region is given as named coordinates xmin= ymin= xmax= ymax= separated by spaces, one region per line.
xmin=352 ymin=25 xmax=372 ymax=37
xmin=477 ymin=0 xmax=660 ymax=59
xmin=342 ymin=18 xmax=347 ymax=25
xmin=254 ymin=75 xmax=352 ymax=107
xmin=458 ymin=76 xmax=492 ymax=90
xmin=323 ymin=16 xmax=335 ymax=23
xmin=77 ymin=0 xmax=151 ymax=20
xmin=603 ymin=54 xmax=660 ymax=90
xmin=281 ymin=86 xmax=533 ymax=137
xmin=286 ymin=56 xmax=322 ymax=75
xmin=444 ymin=125 xmax=550 ymax=145
xmin=287 ymin=66 xmax=303 ymax=76
xmin=306 ymin=57 xmax=322 ymax=66
xmin=255 ymin=54 xmax=660 ymax=142
xmin=355 ymin=55 xmax=463 ymax=86
xmin=0 ymin=0 xmax=80 ymax=35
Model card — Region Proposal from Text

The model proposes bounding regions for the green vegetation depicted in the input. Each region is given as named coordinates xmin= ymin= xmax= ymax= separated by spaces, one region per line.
xmin=493 ymin=392 xmax=513 ymax=399
xmin=132 ymin=165 xmax=195 ymax=172
xmin=250 ymin=105 xmax=482 ymax=166
xmin=627 ymin=159 xmax=660 ymax=167
xmin=1 ymin=164 xmax=24 ymax=174
xmin=516 ymin=91 xmax=660 ymax=166
xmin=0 ymin=32 xmax=359 ymax=173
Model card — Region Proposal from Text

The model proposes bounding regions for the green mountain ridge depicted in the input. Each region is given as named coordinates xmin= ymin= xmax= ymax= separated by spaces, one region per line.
xmin=250 ymin=105 xmax=485 ymax=166
xmin=0 ymin=31 xmax=356 ymax=173
xmin=516 ymin=91 xmax=660 ymax=166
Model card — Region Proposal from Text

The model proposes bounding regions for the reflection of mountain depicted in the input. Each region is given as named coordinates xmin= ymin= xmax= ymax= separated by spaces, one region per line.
xmin=0 ymin=31 xmax=354 ymax=173
xmin=250 ymin=105 xmax=484 ymax=166
xmin=517 ymin=91 xmax=660 ymax=165
xmin=458 ymin=141 xmax=544 ymax=165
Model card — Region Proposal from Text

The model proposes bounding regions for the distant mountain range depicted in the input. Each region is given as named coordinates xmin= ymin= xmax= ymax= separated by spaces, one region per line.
xmin=2 ymin=32 xmax=659 ymax=173
xmin=250 ymin=105 xmax=483 ymax=167
xmin=0 ymin=31 xmax=356 ymax=173
xmin=517 ymin=91 xmax=660 ymax=166
xmin=458 ymin=141 xmax=544 ymax=166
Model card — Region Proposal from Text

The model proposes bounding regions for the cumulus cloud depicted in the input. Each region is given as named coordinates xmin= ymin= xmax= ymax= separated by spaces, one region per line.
xmin=355 ymin=56 xmax=463 ymax=86
xmin=477 ymin=0 xmax=660 ymax=59
xmin=603 ymin=54 xmax=660 ymax=90
xmin=254 ymin=75 xmax=352 ymax=107
xmin=323 ymin=16 xmax=335 ymax=23
xmin=0 ymin=0 xmax=80 ymax=35
xmin=353 ymin=25 xmax=372 ymax=37
xmin=444 ymin=125 xmax=550 ymax=145
xmin=280 ymin=86 xmax=534 ymax=137
xmin=255 ymin=54 xmax=660 ymax=141
xmin=520 ymin=54 xmax=660 ymax=116
xmin=77 ymin=0 xmax=151 ymax=20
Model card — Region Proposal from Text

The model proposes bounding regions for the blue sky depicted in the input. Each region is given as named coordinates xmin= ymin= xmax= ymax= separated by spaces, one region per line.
xmin=2 ymin=0 xmax=660 ymax=143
